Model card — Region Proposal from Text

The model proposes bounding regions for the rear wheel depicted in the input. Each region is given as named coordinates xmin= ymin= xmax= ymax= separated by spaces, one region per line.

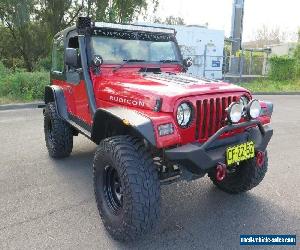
xmin=44 ymin=102 xmax=73 ymax=158
xmin=93 ymin=136 xmax=160 ymax=241
xmin=209 ymin=151 xmax=268 ymax=194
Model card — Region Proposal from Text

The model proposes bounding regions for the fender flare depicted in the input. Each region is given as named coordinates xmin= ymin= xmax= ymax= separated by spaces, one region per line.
xmin=91 ymin=107 xmax=157 ymax=147
xmin=44 ymin=85 xmax=68 ymax=120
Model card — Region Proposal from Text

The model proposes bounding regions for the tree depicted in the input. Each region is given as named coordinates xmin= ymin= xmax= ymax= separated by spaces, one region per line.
xmin=36 ymin=0 xmax=86 ymax=37
xmin=244 ymin=25 xmax=286 ymax=49
xmin=163 ymin=16 xmax=185 ymax=25
xmin=0 ymin=0 xmax=160 ymax=71
xmin=154 ymin=15 xmax=185 ymax=25
xmin=0 ymin=0 xmax=44 ymax=71
xmin=90 ymin=0 xmax=159 ymax=23
xmin=0 ymin=25 xmax=21 ymax=69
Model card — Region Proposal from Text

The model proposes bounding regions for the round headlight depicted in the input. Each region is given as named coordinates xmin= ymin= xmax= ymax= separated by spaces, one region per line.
xmin=227 ymin=102 xmax=244 ymax=123
xmin=240 ymin=95 xmax=250 ymax=107
xmin=247 ymin=100 xmax=261 ymax=119
xmin=177 ymin=102 xmax=193 ymax=127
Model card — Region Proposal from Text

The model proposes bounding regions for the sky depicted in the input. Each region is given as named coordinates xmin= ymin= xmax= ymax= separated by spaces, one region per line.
xmin=153 ymin=0 xmax=300 ymax=42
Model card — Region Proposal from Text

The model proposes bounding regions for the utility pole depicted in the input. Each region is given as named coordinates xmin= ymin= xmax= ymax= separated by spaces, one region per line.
xmin=230 ymin=0 xmax=245 ymax=56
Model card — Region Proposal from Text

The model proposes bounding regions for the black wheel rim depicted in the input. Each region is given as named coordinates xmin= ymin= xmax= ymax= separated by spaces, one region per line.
xmin=103 ymin=165 xmax=123 ymax=214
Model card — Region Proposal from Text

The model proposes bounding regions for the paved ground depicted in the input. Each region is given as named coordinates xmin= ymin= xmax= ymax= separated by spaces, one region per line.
xmin=0 ymin=95 xmax=299 ymax=250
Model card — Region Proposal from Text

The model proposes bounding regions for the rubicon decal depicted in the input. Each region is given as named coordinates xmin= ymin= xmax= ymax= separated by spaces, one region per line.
xmin=109 ymin=95 xmax=145 ymax=107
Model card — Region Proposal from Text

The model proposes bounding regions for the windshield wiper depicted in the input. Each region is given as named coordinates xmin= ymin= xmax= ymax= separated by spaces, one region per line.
xmin=159 ymin=59 xmax=179 ymax=63
xmin=113 ymin=59 xmax=146 ymax=72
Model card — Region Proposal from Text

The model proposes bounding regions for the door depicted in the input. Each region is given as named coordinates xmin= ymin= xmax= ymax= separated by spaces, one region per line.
xmin=65 ymin=34 xmax=92 ymax=126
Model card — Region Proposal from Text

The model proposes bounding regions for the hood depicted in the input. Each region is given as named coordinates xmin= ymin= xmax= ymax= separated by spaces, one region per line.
xmin=93 ymin=72 xmax=250 ymax=112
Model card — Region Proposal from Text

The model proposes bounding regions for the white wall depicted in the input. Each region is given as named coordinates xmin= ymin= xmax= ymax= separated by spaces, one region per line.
xmin=269 ymin=43 xmax=297 ymax=56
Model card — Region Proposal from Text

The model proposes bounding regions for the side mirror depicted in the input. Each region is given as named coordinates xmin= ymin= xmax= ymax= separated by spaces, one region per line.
xmin=183 ymin=57 xmax=193 ymax=68
xmin=91 ymin=55 xmax=103 ymax=75
xmin=92 ymin=55 xmax=103 ymax=67
xmin=65 ymin=48 xmax=78 ymax=68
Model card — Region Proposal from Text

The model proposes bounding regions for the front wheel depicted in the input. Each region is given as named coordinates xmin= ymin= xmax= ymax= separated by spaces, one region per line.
xmin=209 ymin=151 xmax=268 ymax=194
xmin=93 ymin=136 xmax=160 ymax=241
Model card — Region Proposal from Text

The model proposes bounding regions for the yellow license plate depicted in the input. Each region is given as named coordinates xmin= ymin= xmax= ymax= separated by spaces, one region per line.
xmin=226 ymin=141 xmax=255 ymax=166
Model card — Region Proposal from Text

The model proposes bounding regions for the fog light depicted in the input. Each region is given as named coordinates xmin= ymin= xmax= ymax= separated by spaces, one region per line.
xmin=158 ymin=123 xmax=174 ymax=136
xmin=227 ymin=102 xmax=243 ymax=123
xmin=247 ymin=100 xmax=261 ymax=119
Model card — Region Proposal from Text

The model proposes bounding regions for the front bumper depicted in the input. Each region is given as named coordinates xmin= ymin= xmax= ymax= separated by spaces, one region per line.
xmin=165 ymin=120 xmax=273 ymax=174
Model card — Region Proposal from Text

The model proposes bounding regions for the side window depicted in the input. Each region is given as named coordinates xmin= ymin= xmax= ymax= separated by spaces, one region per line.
xmin=66 ymin=35 xmax=81 ymax=84
xmin=51 ymin=37 xmax=64 ymax=73
xmin=67 ymin=36 xmax=81 ymax=70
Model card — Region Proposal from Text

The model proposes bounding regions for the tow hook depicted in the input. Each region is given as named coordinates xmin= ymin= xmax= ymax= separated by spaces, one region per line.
xmin=215 ymin=163 xmax=227 ymax=182
xmin=256 ymin=151 xmax=265 ymax=168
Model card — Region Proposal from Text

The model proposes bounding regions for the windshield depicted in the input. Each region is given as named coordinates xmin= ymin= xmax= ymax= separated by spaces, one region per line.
xmin=91 ymin=36 xmax=181 ymax=64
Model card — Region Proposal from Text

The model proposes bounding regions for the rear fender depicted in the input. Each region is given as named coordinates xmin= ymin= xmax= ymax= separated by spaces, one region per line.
xmin=44 ymin=86 xmax=68 ymax=120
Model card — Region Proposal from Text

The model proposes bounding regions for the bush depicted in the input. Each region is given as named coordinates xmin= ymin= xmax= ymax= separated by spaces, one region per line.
xmin=269 ymin=56 xmax=296 ymax=81
xmin=294 ymin=43 xmax=300 ymax=78
xmin=294 ymin=43 xmax=300 ymax=62
xmin=296 ymin=64 xmax=300 ymax=78
xmin=34 ymin=56 xmax=52 ymax=71
xmin=0 ymin=68 xmax=49 ymax=102
xmin=0 ymin=61 xmax=10 ymax=78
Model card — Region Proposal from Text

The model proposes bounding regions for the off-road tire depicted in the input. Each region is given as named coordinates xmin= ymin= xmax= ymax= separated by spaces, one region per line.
xmin=44 ymin=102 xmax=73 ymax=158
xmin=209 ymin=151 xmax=268 ymax=194
xmin=93 ymin=135 xmax=160 ymax=241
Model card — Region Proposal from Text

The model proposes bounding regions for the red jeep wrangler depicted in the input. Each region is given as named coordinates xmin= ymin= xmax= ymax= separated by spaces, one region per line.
xmin=44 ymin=17 xmax=273 ymax=241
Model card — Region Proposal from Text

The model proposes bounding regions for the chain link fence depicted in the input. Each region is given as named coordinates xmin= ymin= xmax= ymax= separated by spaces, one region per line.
xmin=186 ymin=49 xmax=269 ymax=81
xmin=223 ymin=54 xmax=269 ymax=76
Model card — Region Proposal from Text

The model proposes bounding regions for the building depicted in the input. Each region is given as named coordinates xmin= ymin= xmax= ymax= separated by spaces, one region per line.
xmin=267 ymin=42 xmax=297 ymax=56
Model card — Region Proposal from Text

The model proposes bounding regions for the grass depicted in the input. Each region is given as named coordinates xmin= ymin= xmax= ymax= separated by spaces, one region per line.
xmin=238 ymin=78 xmax=300 ymax=92
xmin=0 ymin=71 xmax=49 ymax=104
xmin=0 ymin=96 xmax=41 ymax=105
xmin=0 ymin=96 xmax=22 ymax=105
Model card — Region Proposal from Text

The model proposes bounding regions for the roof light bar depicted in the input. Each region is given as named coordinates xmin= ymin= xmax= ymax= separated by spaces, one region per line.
xmin=94 ymin=22 xmax=175 ymax=34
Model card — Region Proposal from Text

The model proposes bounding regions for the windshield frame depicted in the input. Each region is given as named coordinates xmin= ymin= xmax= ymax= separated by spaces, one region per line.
xmin=88 ymin=28 xmax=183 ymax=66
